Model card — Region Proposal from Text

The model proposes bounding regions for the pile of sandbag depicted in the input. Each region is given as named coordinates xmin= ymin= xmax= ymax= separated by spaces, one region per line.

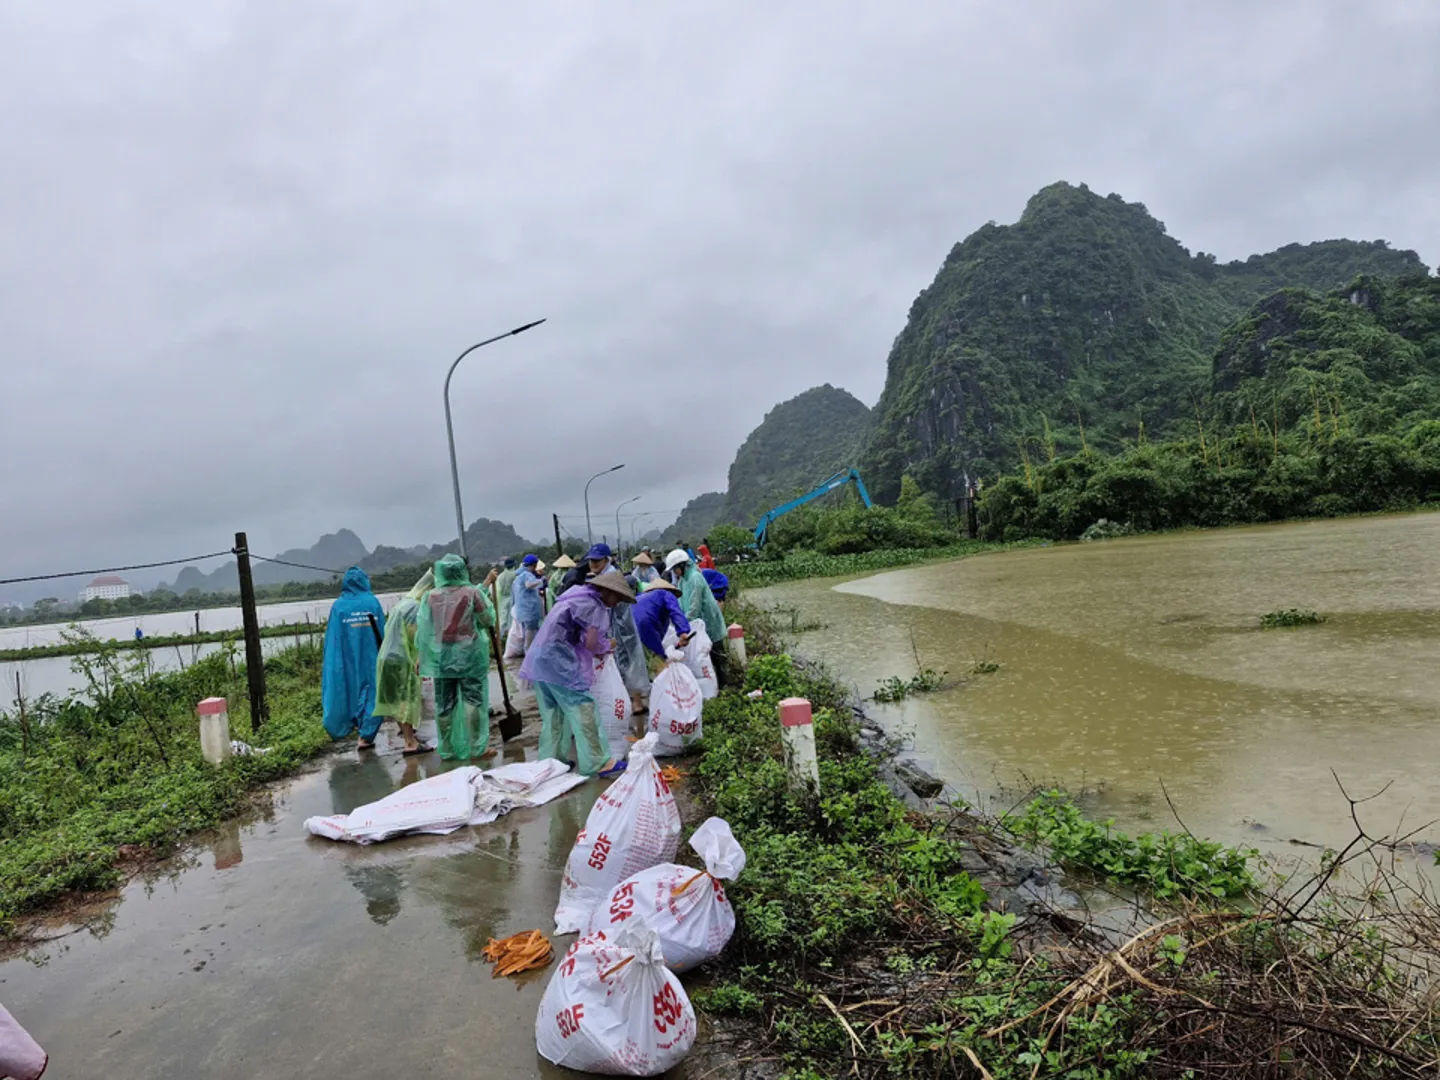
xmin=647 ymin=650 xmax=703 ymax=755
xmin=539 ymin=728 xmax=747 ymax=1075
xmin=304 ymin=759 xmax=582 ymax=844
xmin=553 ymin=734 xmax=680 ymax=934
xmin=580 ymin=816 xmax=745 ymax=972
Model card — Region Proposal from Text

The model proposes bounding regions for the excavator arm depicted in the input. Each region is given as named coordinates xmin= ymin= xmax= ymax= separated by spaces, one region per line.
xmin=752 ymin=468 xmax=874 ymax=547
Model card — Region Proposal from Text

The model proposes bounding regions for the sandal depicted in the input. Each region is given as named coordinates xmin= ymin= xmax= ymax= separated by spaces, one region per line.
xmin=596 ymin=759 xmax=628 ymax=779
xmin=357 ymin=740 xmax=377 ymax=751
xmin=402 ymin=743 xmax=434 ymax=756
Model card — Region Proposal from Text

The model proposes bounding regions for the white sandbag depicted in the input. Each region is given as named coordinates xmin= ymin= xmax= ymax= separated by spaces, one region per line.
xmin=661 ymin=624 xmax=718 ymax=699
xmin=536 ymin=927 xmax=696 ymax=1076
xmin=580 ymin=816 xmax=746 ymax=972
xmin=504 ymin=616 xmax=526 ymax=659
xmin=553 ymin=734 xmax=681 ymax=934
xmin=593 ymin=653 xmax=633 ymax=759
xmin=646 ymin=653 xmax=703 ymax=756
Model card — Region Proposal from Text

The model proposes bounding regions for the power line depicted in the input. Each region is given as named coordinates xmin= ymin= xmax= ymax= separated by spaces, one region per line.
xmin=0 ymin=549 xmax=235 ymax=587
xmin=249 ymin=554 xmax=345 ymax=576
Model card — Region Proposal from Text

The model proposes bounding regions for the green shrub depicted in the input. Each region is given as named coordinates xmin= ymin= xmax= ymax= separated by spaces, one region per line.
xmin=1007 ymin=791 xmax=1257 ymax=900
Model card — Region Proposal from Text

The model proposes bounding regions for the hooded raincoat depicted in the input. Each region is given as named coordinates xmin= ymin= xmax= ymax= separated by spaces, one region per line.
xmin=323 ymin=567 xmax=386 ymax=741
xmin=374 ymin=569 xmax=435 ymax=727
xmin=415 ymin=554 xmax=496 ymax=760
xmin=678 ymin=563 xmax=725 ymax=644
xmin=518 ymin=583 xmax=615 ymax=774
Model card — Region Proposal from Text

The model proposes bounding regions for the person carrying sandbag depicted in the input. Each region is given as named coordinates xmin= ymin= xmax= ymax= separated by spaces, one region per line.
xmin=519 ymin=571 xmax=636 ymax=778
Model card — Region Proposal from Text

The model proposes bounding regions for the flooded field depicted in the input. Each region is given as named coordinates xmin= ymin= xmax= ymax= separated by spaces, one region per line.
xmin=756 ymin=512 xmax=1440 ymax=863
xmin=1 ymin=594 xmax=403 ymax=703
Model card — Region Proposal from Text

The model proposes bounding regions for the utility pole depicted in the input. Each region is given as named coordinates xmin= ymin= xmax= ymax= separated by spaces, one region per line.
xmin=233 ymin=532 xmax=269 ymax=730
xmin=553 ymin=513 xmax=564 ymax=559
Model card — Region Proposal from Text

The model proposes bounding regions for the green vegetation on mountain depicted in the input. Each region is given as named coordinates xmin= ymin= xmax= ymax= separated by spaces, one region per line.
xmin=661 ymin=491 xmax=726 ymax=546
xmin=720 ymin=384 xmax=872 ymax=525
xmin=977 ymin=274 xmax=1440 ymax=540
xmin=861 ymin=181 xmax=1428 ymax=504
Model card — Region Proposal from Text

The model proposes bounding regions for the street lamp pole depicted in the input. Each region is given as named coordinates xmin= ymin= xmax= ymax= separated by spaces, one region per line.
xmin=444 ymin=319 xmax=546 ymax=562
xmin=442 ymin=317 xmax=545 ymax=732
xmin=583 ymin=464 xmax=624 ymax=546
xmin=614 ymin=495 xmax=642 ymax=562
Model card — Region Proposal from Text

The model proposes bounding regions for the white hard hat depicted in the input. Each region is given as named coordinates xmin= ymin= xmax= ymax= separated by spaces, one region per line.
xmin=664 ymin=548 xmax=691 ymax=572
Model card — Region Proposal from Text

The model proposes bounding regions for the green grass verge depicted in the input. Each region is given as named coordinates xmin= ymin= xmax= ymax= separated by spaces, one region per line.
xmin=0 ymin=642 xmax=330 ymax=929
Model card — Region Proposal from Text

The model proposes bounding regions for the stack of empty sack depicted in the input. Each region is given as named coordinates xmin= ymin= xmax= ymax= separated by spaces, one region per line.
xmin=536 ymin=732 xmax=746 ymax=1076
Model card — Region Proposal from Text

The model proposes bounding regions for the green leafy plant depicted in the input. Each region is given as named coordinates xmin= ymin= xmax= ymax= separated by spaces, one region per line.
xmin=1007 ymin=791 xmax=1257 ymax=900
xmin=872 ymin=669 xmax=945 ymax=703
xmin=1261 ymin=607 xmax=1326 ymax=628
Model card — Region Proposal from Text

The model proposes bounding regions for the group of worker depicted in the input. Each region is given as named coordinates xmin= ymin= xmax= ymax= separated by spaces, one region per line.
xmin=320 ymin=538 xmax=730 ymax=779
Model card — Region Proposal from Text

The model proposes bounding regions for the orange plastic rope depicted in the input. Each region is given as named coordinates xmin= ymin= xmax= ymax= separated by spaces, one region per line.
xmin=670 ymin=870 xmax=710 ymax=898
xmin=600 ymin=954 xmax=635 ymax=980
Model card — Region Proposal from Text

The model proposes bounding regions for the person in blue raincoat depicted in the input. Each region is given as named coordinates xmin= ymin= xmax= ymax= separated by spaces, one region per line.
xmin=511 ymin=554 xmax=546 ymax=651
xmin=322 ymin=567 xmax=387 ymax=749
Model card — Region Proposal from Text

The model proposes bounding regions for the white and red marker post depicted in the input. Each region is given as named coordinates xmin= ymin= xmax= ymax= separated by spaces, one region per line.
xmin=197 ymin=696 xmax=232 ymax=765
xmin=726 ymin=623 xmax=746 ymax=668
xmin=778 ymin=697 xmax=820 ymax=791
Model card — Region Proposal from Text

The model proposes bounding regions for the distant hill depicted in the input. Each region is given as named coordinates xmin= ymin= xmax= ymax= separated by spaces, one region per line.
xmin=659 ymin=385 xmax=873 ymax=541
xmin=860 ymin=181 xmax=1429 ymax=503
xmin=719 ymin=385 xmax=871 ymax=526
xmin=660 ymin=492 xmax=726 ymax=545
xmin=157 ymin=519 xmax=537 ymax=595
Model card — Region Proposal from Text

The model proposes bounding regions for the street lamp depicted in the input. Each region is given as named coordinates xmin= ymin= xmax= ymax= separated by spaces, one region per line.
xmin=614 ymin=496 xmax=642 ymax=561
xmin=442 ymin=318 xmax=545 ymax=731
xmin=584 ymin=464 xmax=624 ymax=546
xmin=444 ymin=319 xmax=546 ymax=562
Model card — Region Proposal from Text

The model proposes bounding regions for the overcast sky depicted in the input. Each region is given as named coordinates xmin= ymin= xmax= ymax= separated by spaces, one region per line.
xmin=2 ymin=0 xmax=1436 ymax=595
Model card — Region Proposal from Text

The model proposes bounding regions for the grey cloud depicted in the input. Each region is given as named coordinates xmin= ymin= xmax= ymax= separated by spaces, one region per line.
xmin=2 ymin=0 xmax=1437 ymax=594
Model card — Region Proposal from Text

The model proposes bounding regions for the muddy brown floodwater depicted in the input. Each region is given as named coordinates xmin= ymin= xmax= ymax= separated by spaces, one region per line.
xmin=757 ymin=512 xmax=1440 ymax=865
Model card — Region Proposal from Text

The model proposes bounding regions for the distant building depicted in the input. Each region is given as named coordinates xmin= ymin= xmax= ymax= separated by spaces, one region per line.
xmin=80 ymin=575 xmax=131 ymax=603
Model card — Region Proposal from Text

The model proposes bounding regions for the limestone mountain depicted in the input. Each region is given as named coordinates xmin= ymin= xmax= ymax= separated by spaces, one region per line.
xmin=659 ymin=384 xmax=873 ymax=541
xmin=719 ymin=385 xmax=872 ymax=526
xmin=861 ymin=181 xmax=1428 ymax=503
xmin=660 ymin=492 xmax=726 ymax=545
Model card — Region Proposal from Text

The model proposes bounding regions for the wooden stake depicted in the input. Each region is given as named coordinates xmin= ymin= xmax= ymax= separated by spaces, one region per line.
xmin=234 ymin=532 xmax=269 ymax=730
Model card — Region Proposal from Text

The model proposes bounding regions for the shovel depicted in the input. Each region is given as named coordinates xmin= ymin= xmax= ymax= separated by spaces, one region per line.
xmin=491 ymin=582 xmax=524 ymax=742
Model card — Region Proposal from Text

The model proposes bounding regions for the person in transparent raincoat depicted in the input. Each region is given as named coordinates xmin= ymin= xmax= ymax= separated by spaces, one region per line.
xmin=415 ymin=554 xmax=498 ymax=761
xmin=518 ymin=572 xmax=635 ymax=777
xmin=373 ymin=568 xmax=435 ymax=755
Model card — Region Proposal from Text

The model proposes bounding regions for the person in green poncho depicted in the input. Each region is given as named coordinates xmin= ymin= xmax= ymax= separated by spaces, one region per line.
xmin=415 ymin=554 xmax=499 ymax=761
xmin=373 ymin=569 xmax=436 ymax=755
xmin=665 ymin=548 xmax=728 ymax=686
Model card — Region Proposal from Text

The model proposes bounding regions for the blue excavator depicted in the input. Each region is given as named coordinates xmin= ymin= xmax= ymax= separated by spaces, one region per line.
xmin=752 ymin=467 xmax=874 ymax=548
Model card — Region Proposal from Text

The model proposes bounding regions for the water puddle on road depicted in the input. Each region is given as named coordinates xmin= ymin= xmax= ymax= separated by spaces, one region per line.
xmin=1 ymin=743 xmax=602 ymax=1079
